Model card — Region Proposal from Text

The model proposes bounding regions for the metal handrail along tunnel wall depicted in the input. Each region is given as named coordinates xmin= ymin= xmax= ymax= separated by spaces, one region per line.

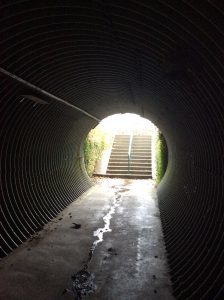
xmin=0 ymin=2 xmax=224 ymax=299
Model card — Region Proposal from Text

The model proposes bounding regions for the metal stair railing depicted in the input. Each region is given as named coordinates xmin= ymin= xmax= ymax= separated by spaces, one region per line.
xmin=128 ymin=134 xmax=133 ymax=174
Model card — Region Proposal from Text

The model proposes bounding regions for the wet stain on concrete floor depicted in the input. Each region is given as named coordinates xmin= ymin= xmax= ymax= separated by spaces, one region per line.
xmin=64 ymin=185 xmax=128 ymax=299
xmin=0 ymin=179 xmax=174 ymax=300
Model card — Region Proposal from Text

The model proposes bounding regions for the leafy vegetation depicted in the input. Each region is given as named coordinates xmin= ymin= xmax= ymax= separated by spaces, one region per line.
xmin=84 ymin=127 xmax=110 ymax=176
xmin=156 ymin=132 xmax=168 ymax=183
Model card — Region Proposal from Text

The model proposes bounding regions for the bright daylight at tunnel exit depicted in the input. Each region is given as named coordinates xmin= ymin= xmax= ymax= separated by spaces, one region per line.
xmin=83 ymin=113 xmax=166 ymax=182
xmin=1 ymin=1 xmax=224 ymax=300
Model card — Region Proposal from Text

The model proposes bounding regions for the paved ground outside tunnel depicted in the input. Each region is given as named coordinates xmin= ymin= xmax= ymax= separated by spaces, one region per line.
xmin=0 ymin=178 xmax=174 ymax=300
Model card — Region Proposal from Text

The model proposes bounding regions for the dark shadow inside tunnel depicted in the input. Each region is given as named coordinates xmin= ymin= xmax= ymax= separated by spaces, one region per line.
xmin=1 ymin=1 xmax=224 ymax=299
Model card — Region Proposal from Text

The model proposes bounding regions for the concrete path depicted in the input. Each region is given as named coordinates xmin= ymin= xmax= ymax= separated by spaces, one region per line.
xmin=0 ymin=178 xmax=174 ymax=300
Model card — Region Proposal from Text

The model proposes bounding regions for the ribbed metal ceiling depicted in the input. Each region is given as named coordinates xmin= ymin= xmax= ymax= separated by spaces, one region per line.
xmin=0 ymin=1 xmax=224 ymax=299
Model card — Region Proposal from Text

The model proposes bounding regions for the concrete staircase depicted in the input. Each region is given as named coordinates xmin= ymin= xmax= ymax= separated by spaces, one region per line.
xmin=106 ymin=134 xmax=152 ymax=178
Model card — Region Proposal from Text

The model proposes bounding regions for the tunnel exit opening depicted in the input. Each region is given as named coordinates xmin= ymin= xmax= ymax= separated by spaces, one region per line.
xmin=83 ymin=113 xmax=168 ymax=182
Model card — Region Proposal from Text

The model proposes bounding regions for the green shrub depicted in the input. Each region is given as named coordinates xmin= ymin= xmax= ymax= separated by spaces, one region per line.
xmin=84 ymin=127 xmax=108 ymax=176
xmin=156 ymin=132 xmax=168 ymax=183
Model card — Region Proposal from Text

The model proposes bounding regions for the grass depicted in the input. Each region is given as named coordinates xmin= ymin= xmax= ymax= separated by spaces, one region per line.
xmin=156 ymin=132 xmax=168 ymax=183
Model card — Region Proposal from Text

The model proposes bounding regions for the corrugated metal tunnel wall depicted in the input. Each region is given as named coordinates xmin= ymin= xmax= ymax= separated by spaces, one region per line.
xmin=0 ymin=1 xmax=224 ymax=299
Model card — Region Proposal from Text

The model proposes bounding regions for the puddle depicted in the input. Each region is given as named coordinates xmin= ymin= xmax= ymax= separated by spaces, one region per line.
xmin=64 ymin=186 xmax=127 ymax=299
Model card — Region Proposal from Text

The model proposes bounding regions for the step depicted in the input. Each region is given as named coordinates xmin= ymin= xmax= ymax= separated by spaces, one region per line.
xmin=109 ymin=158 xmax=152 ymax=163
xmin=107 ymin=165 xmax=152 ymax=170
xmin=107 ymin=171 xmax=152 ymax=175
xmin=97 ymin=174 xmax=152 ymax=179
xmin=106 ymin=134 xmax=153 ymax=178
xmin=113 ymin=141 xmax=130 ymax=144
xmin=132 ymin=137 xmax=151 ymax=139
xmin=132 ymin=139 xmax=152 ymax=142
xmin=131 ymin=149 xmax=151 ymax=152
xmin=106 ymin=170 xmax=152 ymax=175
xmin=110 ymin=153 xmax=152 ymax=157
xmin=109 ymin=159 xmax=152 ymax=163
xmin=132 ymin=143 xmax=152 ymax=148
xmin=132 ymin=145 xmax=151 ymax=147
xmin=108 ymin=162 xmax=152 ymax=167
xmin=112 ymin=144 xmax=129 ymax=148
xmin=132 ymin=142 xmax=151 ymax=145
xmin=132 ymin=152 xmax=151 ymax=155
xmin=107 ymin=168 xmax=152 ymax=172
xmin=131 ymin=153 xmax=151 ymax=156
xmin=106 ymin=172 xmax=152 ymax=177
xmin=113 ymin=144 xmax=129 ymax=147
xmin=114 ymin=138 xmax=130 ymax=140
xmin=113 ymin=142 xmax=129 ymax=145
xmin=111 ymin=152 xmax=129 ymax=155
xmin=109 ymin=154 xmax=130 ymax=158
xmin=111 ymin=148 xmax=129 ymax=151
xmin=132 ymin=149 xmax=151 ymax=152
xmin=131 ymin=154 xmax=152 ymax=158
xmin=130 ymin=156 xmax=152 ymax=160
xmin=132 ymin=139 xmax=151 ymax=142
xmin=108 ymin=161 xmax=152 ymax=165
xmin=109 ymin=155 xmax=152 ymax=159
xmin=132 ymin=141 xmax=151 ymax=144
xmin=131 ymin=148 xmax=151 ymax=151
xmin=131 ymin=145 xmax=151 ymax=148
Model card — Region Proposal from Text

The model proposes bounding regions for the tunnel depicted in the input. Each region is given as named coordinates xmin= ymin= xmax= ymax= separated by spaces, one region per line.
xmin=0 ymin=1 xmax=224 ymax=299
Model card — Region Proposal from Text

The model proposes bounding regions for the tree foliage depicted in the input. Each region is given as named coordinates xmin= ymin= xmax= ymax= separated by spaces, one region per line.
xmin=156 ymin=132 xmax=168 ymax=183
xmin=84 ymin=127 xmax=108 ymax=176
